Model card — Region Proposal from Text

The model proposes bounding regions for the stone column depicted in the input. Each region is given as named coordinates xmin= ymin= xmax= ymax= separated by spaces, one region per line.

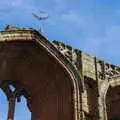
xmin=7 ymin=96 xmax=16 ymax=120
xmin=98 ymin=80 xmax=109 ymax=120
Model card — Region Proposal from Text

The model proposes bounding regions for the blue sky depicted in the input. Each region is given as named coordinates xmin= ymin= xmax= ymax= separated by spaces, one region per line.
xmin=0 ymin=0 xmax=120 ymax=119
xmin=0 ymin=89 xmax=31 ymax=120
xmin=0 ymin=0 xmax=120 ymax=65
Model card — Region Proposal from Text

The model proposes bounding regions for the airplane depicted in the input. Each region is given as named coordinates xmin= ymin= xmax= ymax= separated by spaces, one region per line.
xmin=32 ymin=12 xmax=49 ymax=21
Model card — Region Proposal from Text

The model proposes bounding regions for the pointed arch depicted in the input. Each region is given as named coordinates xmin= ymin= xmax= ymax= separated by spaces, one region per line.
xmin=0 ymin=29 xmax=84 ymax=120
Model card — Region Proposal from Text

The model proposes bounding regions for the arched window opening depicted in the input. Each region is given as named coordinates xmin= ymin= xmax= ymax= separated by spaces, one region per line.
xmin=106 ymin=86 xmax=120 ymax=120
xmin=0 ymin=81 xmax=31 ymax=120
xmin=14 ymin=96 xmax=31 ymax=120
xmin=0 ymin=89 xmax=8 ymax=120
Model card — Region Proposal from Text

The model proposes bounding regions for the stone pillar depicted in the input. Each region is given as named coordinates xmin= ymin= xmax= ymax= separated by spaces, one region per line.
xmin=98 ymin=80 xmax=109 ymax=120
xmin=7 ymin=96 xmax=16 ymax=120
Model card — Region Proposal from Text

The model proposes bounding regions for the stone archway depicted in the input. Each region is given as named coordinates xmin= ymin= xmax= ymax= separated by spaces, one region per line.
xmin=0 ymin=28 xmax=83 ymax=120
xmin=98 ymin=78 xmax=120 ymax=120
xmin=105 ymin=78 xmax=120 ymax=120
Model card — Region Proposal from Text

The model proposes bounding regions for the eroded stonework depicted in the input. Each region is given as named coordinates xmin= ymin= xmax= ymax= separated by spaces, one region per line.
xmin=52 ymin=40 xmax=120 ymax=80
xmin=52 ymin=40 xmax=120 ymax=120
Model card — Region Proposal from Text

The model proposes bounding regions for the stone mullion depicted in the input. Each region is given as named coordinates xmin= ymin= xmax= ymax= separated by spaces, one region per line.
xmin=7 ymin=95 xmax=16 ymax=120
xmin=98 ymin=92 xmax=105 ymax=120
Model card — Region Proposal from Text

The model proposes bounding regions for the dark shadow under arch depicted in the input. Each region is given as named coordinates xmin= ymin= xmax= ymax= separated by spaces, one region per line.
xmin=106 ymin=86 xmax=120 ymax=120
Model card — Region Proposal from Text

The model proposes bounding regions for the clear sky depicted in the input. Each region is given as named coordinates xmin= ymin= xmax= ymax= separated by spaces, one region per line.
xmin=0 ymin=0 xmax=120 ymax=119
xmin=0 ymin=0 xmax=120 ymax=65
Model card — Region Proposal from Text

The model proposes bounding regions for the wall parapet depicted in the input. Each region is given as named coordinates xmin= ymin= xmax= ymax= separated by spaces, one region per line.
xmin=52 ymin=40 xmax=120 ymax=81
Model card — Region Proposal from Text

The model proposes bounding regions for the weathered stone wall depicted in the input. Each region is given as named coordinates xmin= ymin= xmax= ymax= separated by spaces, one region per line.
xmin=0 ymin=26 xmax=81 ymax=120
xmin=52 ymin=40 xmax=120 ymax=120
xmin=0 ymin=26 xmax=120 ymax=120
